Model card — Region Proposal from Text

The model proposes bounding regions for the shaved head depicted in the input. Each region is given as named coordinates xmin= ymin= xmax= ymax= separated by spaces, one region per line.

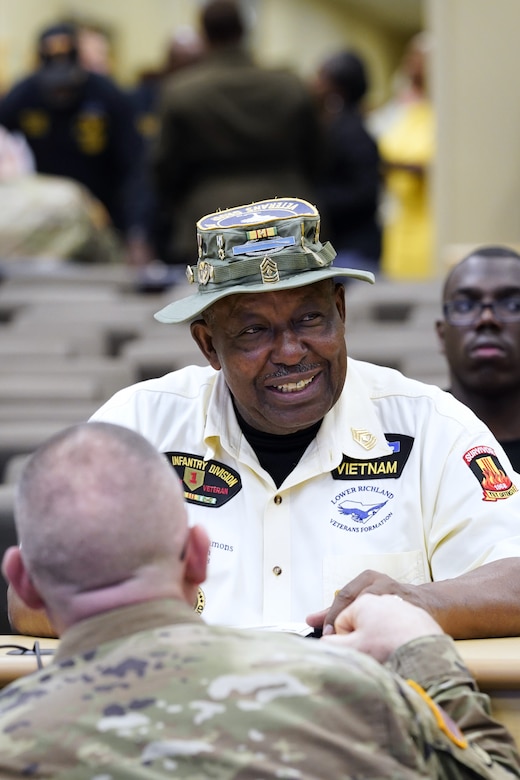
xmin=14 ymin=422 xmax=188 ymax=613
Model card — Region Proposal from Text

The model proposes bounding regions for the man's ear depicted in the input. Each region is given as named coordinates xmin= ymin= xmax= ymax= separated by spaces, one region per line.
xmin=435 ymin=319 xmax=446 ymax=354
xmin=190 ymin=319 xmax=221 ymax=371
xmin=181 ymin=525 xmax=210 ymax=603
xmin=2 ymin=547 xmax=46 ymax=610
xmin=334 ymin=283 xmax=346 ymax=323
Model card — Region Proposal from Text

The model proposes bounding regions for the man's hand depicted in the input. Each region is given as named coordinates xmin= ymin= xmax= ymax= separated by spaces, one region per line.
xmin=306 ymin=569 xmax=432 ymax=636
xmin=320 ymin=592 xmax=443 ymax=663
xmin=307 ymin=559 xmax=520 ymax=640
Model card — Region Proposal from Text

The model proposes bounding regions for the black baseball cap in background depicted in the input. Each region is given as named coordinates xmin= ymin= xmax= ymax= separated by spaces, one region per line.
xmin=36 ymin=23 xmax=86 ymax=106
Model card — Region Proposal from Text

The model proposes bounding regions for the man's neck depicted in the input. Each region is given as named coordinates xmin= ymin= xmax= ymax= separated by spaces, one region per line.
xmin=232 ymin=400 xmax=322 ymax=487
xmin=450 ymin=382 xmax=520 ymax=442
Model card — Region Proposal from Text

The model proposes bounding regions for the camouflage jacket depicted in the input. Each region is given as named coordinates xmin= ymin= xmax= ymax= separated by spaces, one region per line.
xmin=0 ymin=174 xmax=122 ymax=263
xmin=0 ymin=598 xmax=517 ymax=779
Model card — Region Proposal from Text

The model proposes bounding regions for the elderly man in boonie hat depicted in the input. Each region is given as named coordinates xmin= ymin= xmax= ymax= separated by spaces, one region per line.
xmin=10 ymin=196 xmax=520 ymax=644
xmin=154 ymin=197 xmax=373 ymax=323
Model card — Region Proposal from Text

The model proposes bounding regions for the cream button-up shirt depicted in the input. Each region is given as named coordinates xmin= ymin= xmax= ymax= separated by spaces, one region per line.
xmin=92 ymin=359 xmax=520 ymax=627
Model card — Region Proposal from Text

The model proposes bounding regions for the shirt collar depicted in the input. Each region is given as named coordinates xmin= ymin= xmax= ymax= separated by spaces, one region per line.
xmin=202 ymin=359 xmax=392 ymax=472
xmin=55 ymin=598 xmax=201 ymax=662
xmin=321 ymin=358 xmax=392 ymax=461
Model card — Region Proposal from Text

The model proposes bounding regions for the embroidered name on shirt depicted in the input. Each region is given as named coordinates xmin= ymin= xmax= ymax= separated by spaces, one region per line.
xmin=332 ymin=434 xmax=414 ymax=481
xmin=165 ymin=452 xmax=242 ymax=507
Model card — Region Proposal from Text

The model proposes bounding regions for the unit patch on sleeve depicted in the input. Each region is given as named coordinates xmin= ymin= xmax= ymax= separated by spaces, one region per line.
xmin=165 ymin=452 xmax=242 ymax=507
xmin=463 ymin=446 xmax=518 ymax=502
xmin=332 ymin=434 xmax=414 ymax=480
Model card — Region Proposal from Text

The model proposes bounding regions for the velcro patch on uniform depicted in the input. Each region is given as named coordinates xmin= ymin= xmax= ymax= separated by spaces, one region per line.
xmin=332 ymin=434 xmax=414 ymax=480
xmin=406 ymin=679 xmax=468 ymax=749
xmin=165 ymin=452 xmax=242 ymax=507
xmin=463 ymin=446 xmax=518 ymax=502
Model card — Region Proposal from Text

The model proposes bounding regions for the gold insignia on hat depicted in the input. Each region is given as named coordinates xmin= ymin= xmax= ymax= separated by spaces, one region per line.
xmin=186 ymin=265 xmax=195 ymax=284
xmin=197 ymin=232 xmax=203 ymax=259
xmin=247 ymin=226 xmax=277 ymax=240
xmin=217 ymin=234 xmax=225 ymax=260
xmin=351 ymin=428 xmax=377 ymax=450
xmin=197 ymin=260 xmax=214 ymax=286
xmin=260 ymin=257 xmax=279 ymax=283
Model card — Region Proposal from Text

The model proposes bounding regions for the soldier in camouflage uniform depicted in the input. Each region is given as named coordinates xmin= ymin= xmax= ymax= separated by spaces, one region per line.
xmin=1 ymin=421 xmax=519 ymax=778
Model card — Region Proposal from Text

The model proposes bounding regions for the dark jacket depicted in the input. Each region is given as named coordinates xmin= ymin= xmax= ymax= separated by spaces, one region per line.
xmin=0 ymin=71 xmax=145 ymax=235
xmin=152 ymin=46 xmax=321 ymax=264
xmin=316 ymin=107 xmax=382 ymax=265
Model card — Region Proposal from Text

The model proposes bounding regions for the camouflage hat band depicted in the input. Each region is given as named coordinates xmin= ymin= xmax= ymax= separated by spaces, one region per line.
xmin=186 ymin=241 xmax=337 ymax=292
xmin=154 ymin=197 xmax=374 ymax=324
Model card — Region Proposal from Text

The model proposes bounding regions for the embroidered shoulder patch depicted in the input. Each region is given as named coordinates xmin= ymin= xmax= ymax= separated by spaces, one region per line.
xmin=332 ymin=434 xmax=414 ymax=481
xmin=164 ymin=452 xmax=242 ymax=507
xmin=463 ymin=446 xmax=518 ymax=502
xmin=406 ymin=679 xmax=468 ymax=749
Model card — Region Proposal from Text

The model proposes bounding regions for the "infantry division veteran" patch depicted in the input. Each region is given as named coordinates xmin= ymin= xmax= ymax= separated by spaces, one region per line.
xmin=165 ymin=452 xmax=242 ymax=507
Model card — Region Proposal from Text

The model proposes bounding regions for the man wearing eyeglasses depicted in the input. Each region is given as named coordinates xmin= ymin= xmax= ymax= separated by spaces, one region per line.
xmin=437 ymin=245 xmax=520 ymax=472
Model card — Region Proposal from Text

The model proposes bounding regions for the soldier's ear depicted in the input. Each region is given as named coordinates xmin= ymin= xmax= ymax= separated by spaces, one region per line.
xmin=2 ymin=546 xmax=46 ymax=610
xmin=181 ymin=525 xmax=209 ymax=605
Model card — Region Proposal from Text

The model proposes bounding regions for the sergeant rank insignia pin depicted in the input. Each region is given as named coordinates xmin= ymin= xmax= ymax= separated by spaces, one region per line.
xmin=260 ymin=257 xmax=279 ymax=283
xmin=351 ymin=428 xmax=377 ymax=450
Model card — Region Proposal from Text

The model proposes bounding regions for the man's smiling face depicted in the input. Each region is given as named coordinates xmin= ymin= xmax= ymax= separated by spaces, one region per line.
xmin=191 ymin=280 xmax=347 ymax=435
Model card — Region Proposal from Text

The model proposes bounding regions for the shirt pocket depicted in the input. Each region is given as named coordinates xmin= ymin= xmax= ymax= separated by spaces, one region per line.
xmin=323 ymin=550 xmax=430 ymax=607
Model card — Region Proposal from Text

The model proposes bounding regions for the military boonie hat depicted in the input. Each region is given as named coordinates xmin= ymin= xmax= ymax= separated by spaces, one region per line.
xmin=154 ymin=197 xmax=374 ymax=324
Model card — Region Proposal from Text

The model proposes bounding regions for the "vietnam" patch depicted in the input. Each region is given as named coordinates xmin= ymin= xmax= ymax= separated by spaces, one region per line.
xmin=332 ymin=434 xmax=414 ymax=481
xmin=165 ymin=452 xmax=242 ymax=507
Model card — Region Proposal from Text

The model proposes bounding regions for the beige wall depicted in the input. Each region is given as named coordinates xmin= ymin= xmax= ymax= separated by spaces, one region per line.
xmin=0 ymin=0 xmax=413 ymax=98
xmin=0 ymin=0 xmax=200 ymax=88
xmin=256 ymin=0 xmax=410 ymax=108
xmin=429 ymin=0 xmax=520 ymax=272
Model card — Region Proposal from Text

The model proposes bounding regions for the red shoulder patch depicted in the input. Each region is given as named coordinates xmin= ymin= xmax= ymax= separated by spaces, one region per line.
xmin=463 ymin=446 xmax=518 ymax=502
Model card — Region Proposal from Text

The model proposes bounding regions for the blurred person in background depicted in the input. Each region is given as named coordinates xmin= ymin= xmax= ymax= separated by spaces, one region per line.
xmin=0 ymin=123 xmax=121 ymax=263
xmin=0 ymin=22 xmax=152 ymax=267
xmin=372 ymin=32 xmax=434 ymax=280
xmin=130 ymin=26 xmax=205 ymax=264
xmin=76 ymin=23 xmax=113 ymax=76
xmin=152 ymin=0 xmax=321 ymax=265
xmin=436 ymin=246 xmax=520 ymax=472
xmin=313 ymin=50 xmax=382 ymax=278
xmin=131 ymin=25 xmax=205 ymax=147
